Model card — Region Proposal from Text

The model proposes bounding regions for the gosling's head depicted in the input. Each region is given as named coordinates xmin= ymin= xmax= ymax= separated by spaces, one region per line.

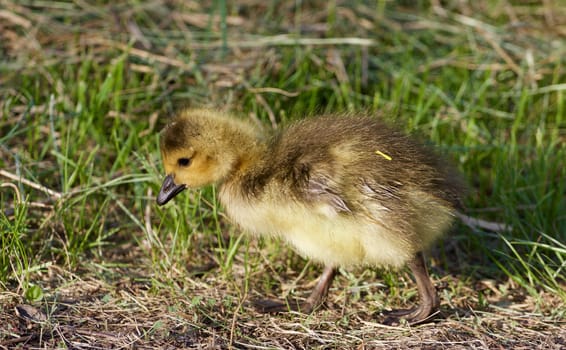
xmin=156 ymin=109 xmax=257 ymax=205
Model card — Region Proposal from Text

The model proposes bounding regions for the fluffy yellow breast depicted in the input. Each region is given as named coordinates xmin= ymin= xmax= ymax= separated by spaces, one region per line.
xmin=218 ymin=186 xmax=446 ymax=268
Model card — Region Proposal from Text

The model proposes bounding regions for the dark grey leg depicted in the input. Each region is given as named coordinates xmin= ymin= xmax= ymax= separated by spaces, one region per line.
xmin=384 ymin=251 xmax=440 ymax=325
xmin=255 ymin=265 xmax=337 ymax=313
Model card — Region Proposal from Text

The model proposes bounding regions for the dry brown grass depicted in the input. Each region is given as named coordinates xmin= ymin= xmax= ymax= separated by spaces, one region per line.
xmin=1 ymin=249 xmax=564 ymax=349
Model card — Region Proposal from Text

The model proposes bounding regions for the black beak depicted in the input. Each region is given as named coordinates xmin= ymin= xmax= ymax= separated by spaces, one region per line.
xmin=157 ymin=174 xmax=186 ymax=206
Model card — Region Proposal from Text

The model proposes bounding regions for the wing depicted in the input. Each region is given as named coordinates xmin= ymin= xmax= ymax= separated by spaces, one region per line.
xmin=285 ymin=153 xmax=351 ymax=215
xmin=305 ymin=173 xmax=351 ymax=214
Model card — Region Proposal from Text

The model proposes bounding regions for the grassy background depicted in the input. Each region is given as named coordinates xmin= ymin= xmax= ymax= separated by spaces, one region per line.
xmin=1 ymin=0 xmax=565 ymax=348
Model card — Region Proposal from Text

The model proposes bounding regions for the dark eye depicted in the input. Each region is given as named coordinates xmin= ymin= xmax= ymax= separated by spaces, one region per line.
xmin=177 ymin=158 xmax=191 ymax=167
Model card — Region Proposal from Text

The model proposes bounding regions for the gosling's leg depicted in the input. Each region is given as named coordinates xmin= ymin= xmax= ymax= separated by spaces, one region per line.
xmin=255 ymin=265 xmax=337 ymax=313
xmin=302 ymin=265 xmax=337 ymax=311
xmin=384 ymin=251 xmax=440 ymax=325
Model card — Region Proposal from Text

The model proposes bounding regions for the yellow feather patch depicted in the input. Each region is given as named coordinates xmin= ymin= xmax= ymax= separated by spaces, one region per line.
xmin=375 ymin=150 xmax=392 ymax=161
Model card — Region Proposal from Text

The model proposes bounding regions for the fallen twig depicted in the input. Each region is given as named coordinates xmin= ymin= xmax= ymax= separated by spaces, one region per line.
xmin=0 ymin=169 xmax=62 ymax=200
xmin=456 ymin=211 xmax=512 ymax=233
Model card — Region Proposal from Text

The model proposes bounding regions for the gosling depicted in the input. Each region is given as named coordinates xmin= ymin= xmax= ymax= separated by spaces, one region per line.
xmin=157 ymin=108 xmax=462 ymax=324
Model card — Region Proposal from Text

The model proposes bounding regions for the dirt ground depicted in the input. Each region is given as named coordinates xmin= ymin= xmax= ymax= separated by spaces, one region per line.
xmin=1 ymin=252 xmax=564 ymax=349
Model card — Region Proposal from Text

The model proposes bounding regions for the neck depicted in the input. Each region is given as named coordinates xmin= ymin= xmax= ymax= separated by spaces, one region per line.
xmin=232 ymin=139 xmax=269 ymax=180
xmin=211 ymin=116 xmax=268 ymax=181
xmin=219 ymin=134 xmax=272 ymax=199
